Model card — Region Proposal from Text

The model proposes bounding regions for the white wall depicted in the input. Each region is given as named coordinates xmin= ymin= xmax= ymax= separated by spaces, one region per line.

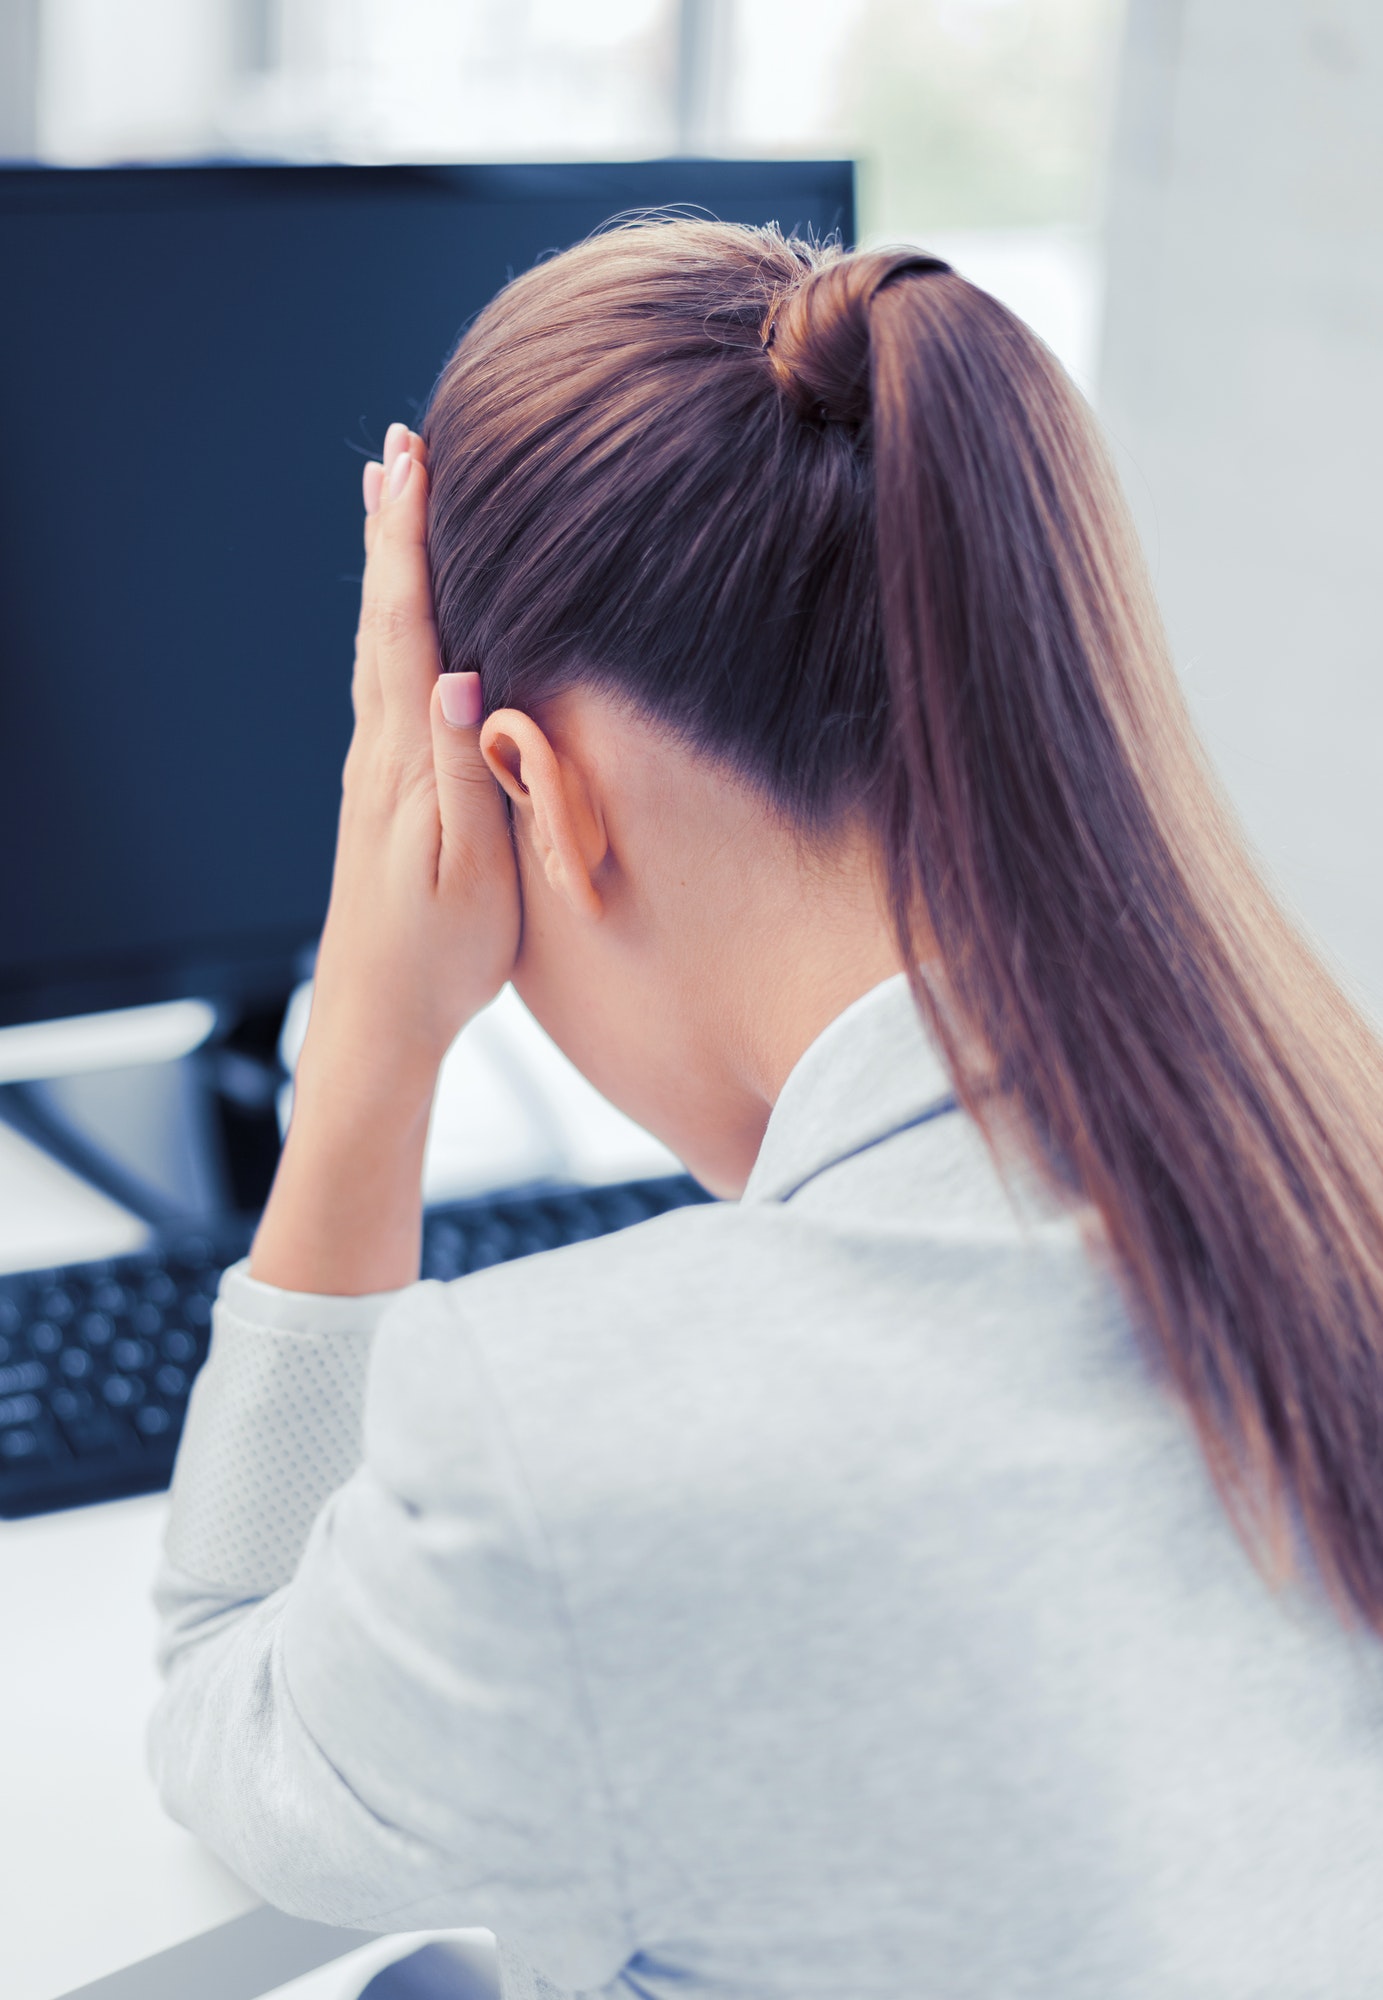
xmin=0 ymin=0 xmax=40 ymax=156
xmin=37 ymin=0 xmax=238 ymax=160
xmin=1099 ymin=0 xmax=1383 ymax=1017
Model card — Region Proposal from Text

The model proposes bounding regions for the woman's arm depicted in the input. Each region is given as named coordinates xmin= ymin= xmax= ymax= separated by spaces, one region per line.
xmin=149 ymin=436 xmax=626 ymax=1981
xmin=249 ymin=425 xmax=520 ymax=1295
xmin=150 ymin=1275 xmax=627 ymax=1975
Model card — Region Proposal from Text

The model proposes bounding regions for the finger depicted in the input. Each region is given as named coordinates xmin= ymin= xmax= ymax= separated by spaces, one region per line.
xmin=353 ymin=428 xmax=428 ymax=721
xmin=382 ymin=424 xmax=426 ymax=487
xmin=361 ymin=460 xmax=383 ymax=571
xmin=360 ymin=442 xmax=439 ymax=730
xmin=430 ymin=672 xmax=508 ymax=879
xmin=352 ymin=461 xmax=387 ymax=727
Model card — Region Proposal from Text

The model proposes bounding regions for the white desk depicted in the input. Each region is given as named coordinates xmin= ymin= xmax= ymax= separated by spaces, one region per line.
xmin=1 ymin=1488 xmax=259 ymax=1998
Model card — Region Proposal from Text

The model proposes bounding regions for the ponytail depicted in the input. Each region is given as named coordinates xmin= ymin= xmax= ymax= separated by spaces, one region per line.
xmin=776 ymin=248 xmax=1383 ymax=1619
xmin=426 ymin=219 xmax=1383 ymax=1628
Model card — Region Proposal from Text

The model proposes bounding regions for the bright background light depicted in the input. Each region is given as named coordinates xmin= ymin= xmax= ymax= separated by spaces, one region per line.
xmin=28 ymin=0 xmax=1123 ymax=388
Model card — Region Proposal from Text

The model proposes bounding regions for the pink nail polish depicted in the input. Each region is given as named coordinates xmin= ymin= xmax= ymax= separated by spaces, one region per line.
xmin=439 ymin=671 xmax=483 ymax=728
xmin=388 ymin=450 xmax=413 ymax=498
xmin=383 ymin=421 xmax=409 ymax=468
xmin=362 ymin=461 xmax=383 ymax=515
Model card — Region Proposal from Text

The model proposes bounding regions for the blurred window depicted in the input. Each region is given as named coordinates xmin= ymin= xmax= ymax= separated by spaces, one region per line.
xmin=721 ymin=0 xmax=1124 ymax=387
xmin=725 ymin=0 xmax=1122 ymax=236
xmin=36 ymin=0 xmax=682 ymax=163
xmin=31 ymin=0 xmax=1124 ymax=384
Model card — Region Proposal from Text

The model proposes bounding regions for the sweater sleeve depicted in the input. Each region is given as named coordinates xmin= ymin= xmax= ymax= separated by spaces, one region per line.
xmin=148 ymin=1267 xmax=630 ymax=1987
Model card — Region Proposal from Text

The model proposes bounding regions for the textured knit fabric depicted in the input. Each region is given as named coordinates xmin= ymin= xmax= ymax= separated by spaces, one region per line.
xmin=150 ymin=974 xmax=1383 ymax=1999
xmin=164 ymin=1270 xmax=398 ymax=1592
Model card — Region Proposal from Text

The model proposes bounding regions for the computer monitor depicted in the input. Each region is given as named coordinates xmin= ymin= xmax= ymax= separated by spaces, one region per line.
xmin=0 ymin=159 xmax=854 ymax=1037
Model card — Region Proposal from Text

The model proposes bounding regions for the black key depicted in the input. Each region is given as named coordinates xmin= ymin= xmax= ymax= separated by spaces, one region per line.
xmin=0 ymin=1334 xmax=10 ymax=1367
xmin=112 ymin=1337 xmax=154 ymax=1373
xmin=0 ymin=1393 xmax=41 ymax=1428
xmin=161 ymin=1329 xmax=197 ymax=1364
xmin=58 ymin=1347 xmax=94 ymax=1381
xmin=506 ymin=1224 xmax=557 ymax=1257
xmin=142 ymin=1271 xmax=177 ymax=1307
xmin=50 ymin=1387 xmax=94 ymax=1421
xmin=39 ymin=1288 xmax=76 ymax=1324
xmin=28 ymin=1321 xmax=63 ymax=1357
xmin=464 ymin=1230 xmax=511 ymax=1272
xmin=80 ymin=1312 xmax=115 ymax=1350
xmin=593 ymin=1189 xmax=653 ymax=1228
xmin=154 ymin=1364 xmax=188 ymax=1399
xmin=59 ymin=1407 xmax=124 ymax=1458
xmin=184 ymin=1294 xmax=213 ymax=1328
xmin=0 ymin=1359 xmax=46 ymax=1396
xmin=0 ymin=1425 xmax=56 ymax=1463
xmin=135 ymin=1404 xmax=174 ymax=1440
xmin=0 ymin=1296 xmax=21 ymax=1337
xmin=168 ymin=1235 xmax=214 ymax=1270
xmin=89 ymin=1282 xmax=129 ymax=1316
xmin=102 ymin=1373 xmax=143 ymax=1408
xmin=545 ymin=1207 xmax=604 ymax=1244
xmin=130 ymin=1302 xmax=163 ymax=1337
xmin=422 ymin=1224 xmax=465 ymax=1280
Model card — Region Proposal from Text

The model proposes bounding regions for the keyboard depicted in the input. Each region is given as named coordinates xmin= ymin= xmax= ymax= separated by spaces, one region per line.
xmin=0 ymin=1174 xmax=712 ymax=1519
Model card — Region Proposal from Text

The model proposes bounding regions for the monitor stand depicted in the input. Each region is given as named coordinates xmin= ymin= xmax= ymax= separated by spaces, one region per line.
xmin=0 ymin=996 xmax=291 ymax=1230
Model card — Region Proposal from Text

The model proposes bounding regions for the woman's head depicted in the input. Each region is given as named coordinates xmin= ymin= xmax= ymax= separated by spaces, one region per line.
xmin=426 ymin=222 xmax=893 ymax=820
xmin=423 ymin=217 xmax=1383 ymax=1631
xmin=423 ymin=224 xmax=939 ymax=1181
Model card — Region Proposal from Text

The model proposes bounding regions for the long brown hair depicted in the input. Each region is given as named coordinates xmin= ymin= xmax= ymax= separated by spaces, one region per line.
xmin=424 ymin=218 xmax=1383 ymax=1628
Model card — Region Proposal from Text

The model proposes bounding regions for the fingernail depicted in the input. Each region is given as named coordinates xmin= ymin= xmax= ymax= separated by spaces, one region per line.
xmin=439 ymin=671 xmax=483 ymax=729
xmin=388 ymin=450 xmax=413 ymax=499
xmin=383 ymin=421 xmax=409 ymax=468
xmin=362 ymin=460 xmax=383 ymax=515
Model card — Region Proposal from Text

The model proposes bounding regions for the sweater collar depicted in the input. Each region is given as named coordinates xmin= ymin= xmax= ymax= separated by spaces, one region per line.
xmin=741 ymin=972 xmax=957 ymax=1206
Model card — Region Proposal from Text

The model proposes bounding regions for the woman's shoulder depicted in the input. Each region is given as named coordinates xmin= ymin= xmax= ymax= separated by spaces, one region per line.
xmin=371 ymin=1191 xmax=776 ymax=1399
xmin=364 ymin=1163 xmax=1144 ymax=1518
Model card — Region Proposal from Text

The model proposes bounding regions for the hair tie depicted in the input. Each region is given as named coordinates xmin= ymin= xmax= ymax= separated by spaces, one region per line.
xmin=762 ymin=249 xmax=952 ymax=428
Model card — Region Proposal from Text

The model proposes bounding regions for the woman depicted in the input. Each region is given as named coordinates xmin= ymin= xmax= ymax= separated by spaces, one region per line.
xmin=150 ymin=221 xmax=1383 ymax=1998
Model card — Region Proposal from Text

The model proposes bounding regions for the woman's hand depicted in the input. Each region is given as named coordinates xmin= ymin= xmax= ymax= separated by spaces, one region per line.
xmin=310 ymin=424 xmax=519 ymax=1088
xmin=249 ymin=423 xmax=521 ymax=1294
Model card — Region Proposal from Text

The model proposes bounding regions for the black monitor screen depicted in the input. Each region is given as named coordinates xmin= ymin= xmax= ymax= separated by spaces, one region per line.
xmin=0 ymin=160 xmax=853 ymax=1027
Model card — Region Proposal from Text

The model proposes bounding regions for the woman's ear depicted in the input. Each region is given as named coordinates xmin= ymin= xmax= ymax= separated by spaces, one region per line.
xmin=479 ymin=707 xmax=606 ymax=919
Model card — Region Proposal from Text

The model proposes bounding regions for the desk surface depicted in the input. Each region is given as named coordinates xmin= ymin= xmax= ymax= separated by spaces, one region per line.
xmin=2 ymin=1490 xmax=257 ymax=1999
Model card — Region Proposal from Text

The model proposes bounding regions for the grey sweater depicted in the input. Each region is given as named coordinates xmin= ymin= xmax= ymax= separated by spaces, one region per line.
xmin=149 ymin=975 xmax=1383 ymax=1998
